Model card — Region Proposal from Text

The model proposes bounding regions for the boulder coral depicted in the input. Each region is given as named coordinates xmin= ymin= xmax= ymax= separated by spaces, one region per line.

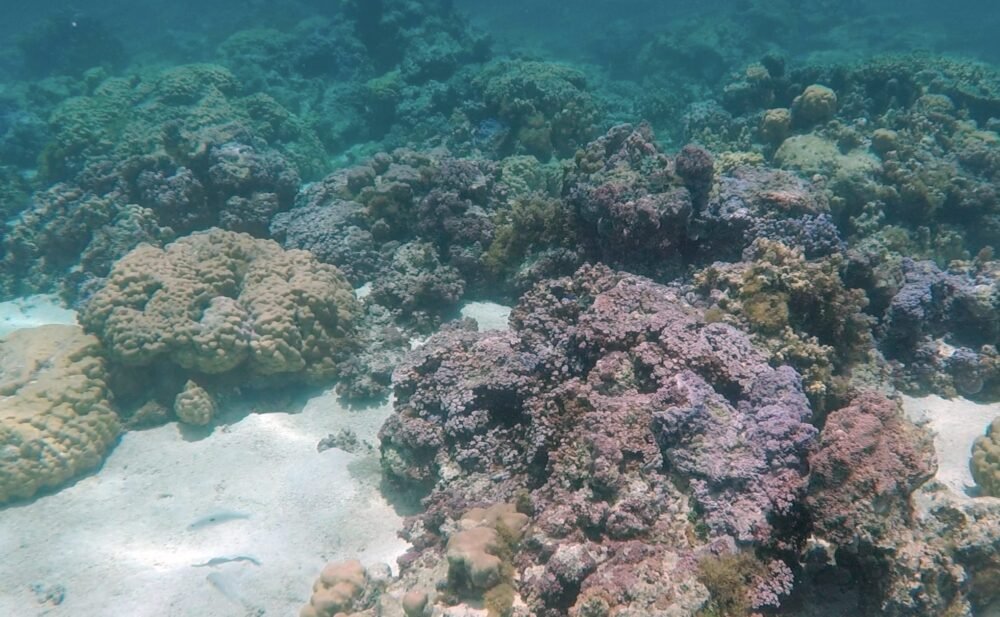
xmin=0 ymin=325 xmax=120 ymax=504
xmin=173 ymin=380 xmax=216 ymax=427
xmin=791 ymin=84 xmax=838 ymax=128
xmin=972 ymin=416 xmax=1000 ymax=497
xmin=80 ymin=229 xmax=360 ymax=412
xmin=300 ymin=559 xmax=387 ymax=617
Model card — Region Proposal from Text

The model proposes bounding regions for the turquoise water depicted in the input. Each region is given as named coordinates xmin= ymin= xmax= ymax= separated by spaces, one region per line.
xmin=1 ymin=2 xmax=999 ymax=616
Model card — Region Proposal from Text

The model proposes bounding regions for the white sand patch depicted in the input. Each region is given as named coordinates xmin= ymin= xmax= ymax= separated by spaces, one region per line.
xmin=460 ymin=302 xmax=511 ymax=332
xmin=0 ymin=392 xmax=409 ymax=617
xmin=902 ymin=394 xmax=1000 ymax=498
xmin=0 ymin=294 xmax=76 ymax=337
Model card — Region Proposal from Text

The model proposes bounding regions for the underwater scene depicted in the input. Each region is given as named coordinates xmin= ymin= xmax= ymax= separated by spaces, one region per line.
xmin=0 ymin=0 xmax=999 ymax=615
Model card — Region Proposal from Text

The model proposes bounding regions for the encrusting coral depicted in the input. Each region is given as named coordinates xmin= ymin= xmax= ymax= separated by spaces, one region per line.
xmin=379 ymin=264 xmax=817 ymax=614
xmin=0 ymin=325 xmax=120 ymax=504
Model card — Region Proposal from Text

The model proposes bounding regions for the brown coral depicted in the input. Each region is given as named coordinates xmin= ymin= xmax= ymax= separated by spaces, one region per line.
xmin=0 ymin=325 xmax=121 ymax=504
xmin=81 ymin=228 xmax=360 ymax=381
xmin=971 ymin=416 xmax=1000 ymax=497
xmin=791 ymin=84 xmax=838 ymax=128
xmin=695 ymin=239 xmax=872 ymax=404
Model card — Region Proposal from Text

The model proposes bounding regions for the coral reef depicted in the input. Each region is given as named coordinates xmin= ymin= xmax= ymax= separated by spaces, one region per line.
xmin=564 ymin=123 xmax=694 ymax=276
xmin=471 ymin=59 xmax=601 ymax=159
xmin=79 ymin=229 xmax=360 ymax=417
xmin=807 ymin=393 xmax=936 ymax=546
xmin=380 ymin=264 xmax=816 ymax=614
xmin=694 ymin=239 xmax=872 ymax=406
xmin=806 ymin=392 xmax=1000 ymax=616
xmin=875 ymin=258 xmax=999 ymax=399
xmin=0 ymin=325 xmax=120 ymax=504
xmin=0 ymin=63 xmax=318 ymax=303
xmin=3 ymin=5 xmax=1000 ymax=614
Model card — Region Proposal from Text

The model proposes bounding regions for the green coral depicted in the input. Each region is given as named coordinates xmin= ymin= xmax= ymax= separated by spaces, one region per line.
xmin=474 ymin=59 xmax=600 ymax=159
xmin=41 ymin=63 xmax=326 ymax=180
xmin=484 ymin=196 xmax=576 ymax=279
xmin=695 ymin=552 xmax=762 ymax=617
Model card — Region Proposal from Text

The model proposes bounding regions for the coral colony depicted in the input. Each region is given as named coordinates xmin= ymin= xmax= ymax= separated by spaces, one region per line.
xmin=1 ymin=1 xmax=998 ymax=615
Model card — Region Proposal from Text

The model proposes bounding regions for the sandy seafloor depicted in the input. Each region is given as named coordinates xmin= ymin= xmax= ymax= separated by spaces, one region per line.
xmin=0 ymin=296 xmax=997 ymax=616
xmin=0 ymin=295 xmax=415 ymax=617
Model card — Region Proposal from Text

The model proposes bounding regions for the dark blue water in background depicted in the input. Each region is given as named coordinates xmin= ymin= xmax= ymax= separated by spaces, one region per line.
xmin=2 ymin=0 xmax=999 ymax=73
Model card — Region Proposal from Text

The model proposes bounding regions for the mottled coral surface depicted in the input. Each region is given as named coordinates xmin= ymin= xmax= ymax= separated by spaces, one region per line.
xmin=381 ymin=264 xmax=817 ymax=614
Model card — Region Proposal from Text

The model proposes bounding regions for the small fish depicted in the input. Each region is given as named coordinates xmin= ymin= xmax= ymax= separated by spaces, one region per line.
xmin=192 ymin=555 xmax=262 ymax=568
xmin=187 ymin=510 xmax=251 ymax=530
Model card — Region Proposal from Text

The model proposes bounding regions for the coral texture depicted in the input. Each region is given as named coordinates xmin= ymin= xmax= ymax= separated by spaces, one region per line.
xmin=972 ymin=416 xmax=1000 ymax=497
xmin=80 ymin=229 xmax=360 ymax=388
xmin=0 ymin=325 xmax=120 ymax=504
xmin=807 ymin=393 xmax=936 ymax=545
xmin=380 ymin=264 xmax=817 ymax=614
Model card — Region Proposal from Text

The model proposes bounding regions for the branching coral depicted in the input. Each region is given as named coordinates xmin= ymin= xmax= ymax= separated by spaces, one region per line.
xmin=695 ymin=239 xmax=872 ymax=405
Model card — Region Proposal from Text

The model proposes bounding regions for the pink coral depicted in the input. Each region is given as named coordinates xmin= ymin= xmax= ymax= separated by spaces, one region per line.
xmin=807 ymin=392 xmax=936 ymax=546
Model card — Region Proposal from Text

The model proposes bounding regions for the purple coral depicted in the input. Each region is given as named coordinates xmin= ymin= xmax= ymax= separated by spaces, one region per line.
xmin=381 ymin=264 xmax=817 ymax=614
xmin=654 ymin=365 xmax=816 ymax=543
xmin=878 ymin=258 xmax=999 ymax=398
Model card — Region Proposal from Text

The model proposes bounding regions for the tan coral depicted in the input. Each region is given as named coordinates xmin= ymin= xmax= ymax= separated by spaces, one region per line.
xmin=173 ymin=380 xmax=215 ymax=426
xmin=447 ymin=526 xmax=504 ymax=591
xmin=447 ymin=503 xmax=529 ymax=594
xmin=80 ymin=228 xmax=361 ymax=381
xmin=0 ymin=325 xmax=120 ymax=504
xmin=694 ymin=239 xmax=872 ymax=405
xmin=791 ymin=84 xmax=838 ymax=127
xmin=760 ymin=108 xmax=792 ymax=144
xmin=971 ymin=416 xmax=1000 ymax=497
xmin=301 ymin=559 xmax=368 ymax=617
xmin=459 ymin=503 xmax=530 ymax=540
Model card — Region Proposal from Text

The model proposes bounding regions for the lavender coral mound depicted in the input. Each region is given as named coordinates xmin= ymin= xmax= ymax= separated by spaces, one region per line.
xmin=655 ymin=365 xmax=817 ymax=542
xmin=381 ymin=264 xmax=817 ymax=614
xmin=878 ymin=258 xmax=999 ymax=398
xmin=565 ymin=123 xmax=693 ymax=276
xmin=80 ymin=228 xmax=360 ymax=382
xmin=564 ymin=123 xmax=843 ymax=278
